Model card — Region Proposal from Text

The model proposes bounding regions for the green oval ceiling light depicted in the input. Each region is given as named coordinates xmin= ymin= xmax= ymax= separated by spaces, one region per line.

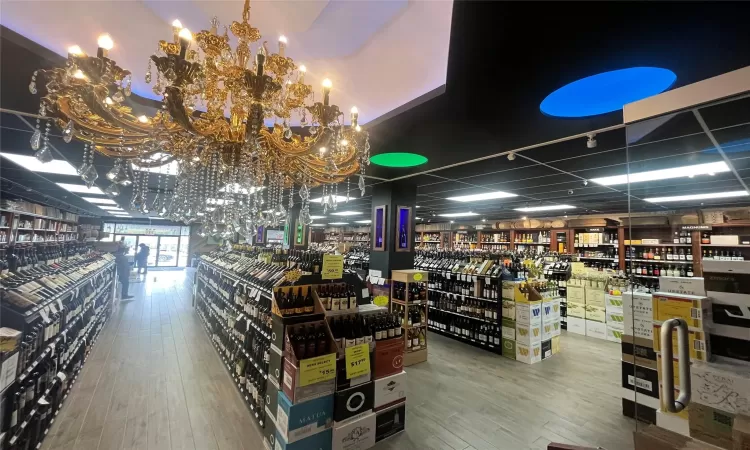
xmin=370 ymin=152 xmax=428 ymax=168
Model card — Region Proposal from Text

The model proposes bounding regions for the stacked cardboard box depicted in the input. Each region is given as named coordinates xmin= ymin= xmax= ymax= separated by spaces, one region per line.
xmin=566 ymin=278 xmax=586 ymax=336
xmin=621 ymin=290 xmax=659 ymax=424
xmin=605 ymin=293 xmax=625 ymax=343
xmin=584 ymin=280 xmax=607 ymax=340
xmin=500 ymin=280 xmax=561 ymax=364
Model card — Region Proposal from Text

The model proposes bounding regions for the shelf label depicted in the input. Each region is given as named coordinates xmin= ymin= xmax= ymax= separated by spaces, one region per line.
xmin=413 ymin=273 xmax=423 ymax=282
xmin=322 ymin=254 xmax=344 ymax=280
xmin=345 ymin=343 xmax=371 ymax=379
xmin=39 ymin=307 xmax=51 ymax=323
xmin=298 ymin=353 xmax=336 ymax=387
xmin=680 ymin=225 xmax=712 ymax=231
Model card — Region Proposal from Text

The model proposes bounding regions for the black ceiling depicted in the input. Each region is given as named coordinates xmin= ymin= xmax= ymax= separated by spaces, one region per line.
xmin=2 ymin=2 xmax=750 ymax=226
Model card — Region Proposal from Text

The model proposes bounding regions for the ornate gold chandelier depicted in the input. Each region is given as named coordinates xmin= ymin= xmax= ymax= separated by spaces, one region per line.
xmin=30 ymin=0 xmax=370 ymax=235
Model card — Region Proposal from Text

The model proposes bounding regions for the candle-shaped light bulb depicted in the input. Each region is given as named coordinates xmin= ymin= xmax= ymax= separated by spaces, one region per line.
xmin=73 ymin=70 xmax=86 ymax=80
xmin=138 ymin=115 xmax=149 ymax=123
xmin=298 ymin=64 xmax=306 ymax=83
xmin=178 ymin=28 xmax=192 ymax=58
xmin=350 ymin=106 xmax=359 ymax=127
xmin=278 ymin=35 xmax=287 ymax=57
xmin=105 ymin=96 xmax=114 ymax=105
xmin=319 ymin=147 xmax=327 ymax=155
xmin=67 ymin=45 xmax=83 ymax=56
xmin=355 ymin=125 xmax=362 ymax=132
xmin=322 ymin=78 xmax=332 ymax=106
xmin=97 ymin=33 xmax=113 ymax=58
xmin=172 ymin=19 xmax=183 ymax=41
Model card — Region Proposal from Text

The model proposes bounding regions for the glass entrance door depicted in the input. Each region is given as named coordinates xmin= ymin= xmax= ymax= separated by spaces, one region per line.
xmin=157 ymin=236 xmax=180 ymax=267
xmin=137 ymin=236 xmax=159 ymax=267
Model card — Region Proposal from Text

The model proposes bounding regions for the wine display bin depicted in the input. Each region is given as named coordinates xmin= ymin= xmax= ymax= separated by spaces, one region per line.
xmin=390 ymin=269 xmax=428 ymax=366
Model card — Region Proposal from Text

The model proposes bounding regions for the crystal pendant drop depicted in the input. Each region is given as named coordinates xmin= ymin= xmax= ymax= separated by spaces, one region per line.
xmin=77 ymin=162 xmax=89 ymax=176
xmin=309 ymin=126 xmax=318 ymax=136
xmin=331 ymin=194 xmax=338 ymax=210
xmin=123 ymin=76 xmax=132 ymax=96
xmin=35 ymin=146 xmax=53 ymax=163
xmin=106 ymin=164 xmax=121 ymax=181
xmin=62 ymin=120 xmax=75 ymax=143
xmin=284 ymin=128 xmax=292 ymax=139
xmin=299 ymin=184 xmax=310 ymax=200
xmin=112 ymin=91 xmax=125 ymax=103
xmin=105 ymin=183 xmax=120 ymax=196
xmin=359 ymin=174 xmax=366 ymax=196
xmin=82 ymin=165 xmax=99 ymax=186
xmin=299 ymin=206 xmax=313 ymax=226
xmin=30 ymin=129 xmax=42 ymax=150
xmin=323 ymin=203 xmax=328 ymax=214
xmin=145 ymin=70 xmax=152 ymax=84
xmin=28 ymin=82 xmax=37 ymax=94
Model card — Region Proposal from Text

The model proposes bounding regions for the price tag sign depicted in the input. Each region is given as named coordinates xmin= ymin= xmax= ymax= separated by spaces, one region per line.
xmin=322 ymin=254 xmax=344 ymax=280
xmin=413 ymin=272 xmax=424 ymax=282
xmin=373 ymin=295 xmax=389 ymax=307
xmin=344 ymin=343 xmax=371 ymax=379
xmin=298 ymin=353 xmax=336 ymax=387
xmin=571 ymin=262 xmax=585 ymax=274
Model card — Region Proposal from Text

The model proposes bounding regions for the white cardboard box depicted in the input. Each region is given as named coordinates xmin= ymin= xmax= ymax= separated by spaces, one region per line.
xmin=605 ymin=310 xmax=625 ymax=329
xmin=515 ymin=342 xmax=542 ymax=364
xmin=691 ymin=360 xmax=750 ymax=415
xmin=542 ymin=320 xmax=560 ymax=341
xmin=373 ymin=371 xmax=406 ymax=411
xmin=542 ymin=299 xmax=561 ymax=321
xmin=605 ymin=294 xmax=624 ymax=310
xmin=606 ymin=326 xmax=623 ymax=343
xmin=585 ymin=319 xmax=607 ymax=340
xmin=567 ymin=316 xmax=586 ymax=336
xmin=624 ymin=316 xmax=654 ymax=341
xmin=658 ymin=276 xmax=706 ymax=296
xmin=515 ymin=302 xmax=542 ymax=325
xmin=622 ymin=291 xmax=653 ymax=320
xmin=515 ymin=322 xmax=542 ymax=345
xmin=332 ymin=412 xmax=376 ymax=450
xmin=655 ymin=410 xmax=689 ymax=437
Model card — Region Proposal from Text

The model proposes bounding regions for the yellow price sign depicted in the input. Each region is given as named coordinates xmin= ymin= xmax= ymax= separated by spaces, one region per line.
xmin=344 ymin=343 xmax=371 ymax=379
xmin=413 ymin=272 xmax=423 ymax=281
xmin=322 ymin=254 xmax=344 ymax=280
xmin=373 ymin=295 xmax=389 ymax=307
xmin=298 ymin=353 xmax=336 ymax=387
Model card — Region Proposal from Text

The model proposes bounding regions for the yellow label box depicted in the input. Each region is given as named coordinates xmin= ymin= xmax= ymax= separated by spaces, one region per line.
xmin=516 ymin=322 xmax=542 ymax=345
xmin=652 ymin=292 xmax=710 ymax=330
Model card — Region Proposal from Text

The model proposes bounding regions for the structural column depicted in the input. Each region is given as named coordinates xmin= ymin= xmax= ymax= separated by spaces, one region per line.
xmin=369 ymin=180 xmax=417 ymax=277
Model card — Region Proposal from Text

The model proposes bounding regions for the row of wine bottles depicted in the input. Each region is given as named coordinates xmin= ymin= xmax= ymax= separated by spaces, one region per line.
xmin=3 ymin=292 xmax=110 ymax=449
xmin=429 ymin=311 xmax=502 ymax=346
xmin=1 ymin=252 xmax=113 ymax=310
xmin=392 ymin=281 xmax=427 ymax=302
xmin=201 ymin=252 xmax=288 ymax=291
xmin=15 ymin=271 xmax=112 ymax=379
xmin=198 ymin=302 xmax=269 ymax=421
xmin=1 ymin=242 xmax=89 ymax=274
xmin=427 ymin=273 xmax=499 ymax=300
xmin=328 ymin=313 xmax=403 ymax=350
xmin=428 ymin=291 xmax=498 ymax=321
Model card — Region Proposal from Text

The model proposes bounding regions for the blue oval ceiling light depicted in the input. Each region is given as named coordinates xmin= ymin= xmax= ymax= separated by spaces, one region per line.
xmin=540 ymin=67 xmax=676 ymax=118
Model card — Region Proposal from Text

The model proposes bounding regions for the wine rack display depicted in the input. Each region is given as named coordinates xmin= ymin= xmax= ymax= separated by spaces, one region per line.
xmin=0 ymin=253 xmax=116 ymax=450
xmin=390 ymin=270 xmax=428 ymax=366
xmin=194 ymin=250 xmax=406 ymax=449
xmin=194 ymin=256 xmax=275 ymax=429
xmin=426 ymin=272 xmax=502 ymax=353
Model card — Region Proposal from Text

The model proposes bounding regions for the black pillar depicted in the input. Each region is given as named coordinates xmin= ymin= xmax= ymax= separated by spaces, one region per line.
xmin=369 ymin=180 xmax=417 ymax=277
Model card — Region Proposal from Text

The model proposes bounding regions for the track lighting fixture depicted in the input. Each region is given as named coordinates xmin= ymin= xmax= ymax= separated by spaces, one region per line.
xmin=587 ymin=133 xmax=597 ymax=148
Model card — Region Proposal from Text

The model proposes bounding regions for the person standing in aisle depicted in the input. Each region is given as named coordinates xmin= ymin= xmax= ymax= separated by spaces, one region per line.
xmin=115 ymin=247 xmax=134 ymax=300
xmin=135 ymin=243 xmax=150 ymax=274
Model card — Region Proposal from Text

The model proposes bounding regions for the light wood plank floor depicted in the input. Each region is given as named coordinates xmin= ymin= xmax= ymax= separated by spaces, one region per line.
xmin=42 ymin=269 xmax=637 ymax=450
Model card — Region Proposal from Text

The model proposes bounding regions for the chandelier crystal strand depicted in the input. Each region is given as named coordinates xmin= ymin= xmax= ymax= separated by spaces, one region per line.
xmin=35 ymin=120 xmax=54 ymax=164
xmin=30 ymin=104 xmax=45 ymax=151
